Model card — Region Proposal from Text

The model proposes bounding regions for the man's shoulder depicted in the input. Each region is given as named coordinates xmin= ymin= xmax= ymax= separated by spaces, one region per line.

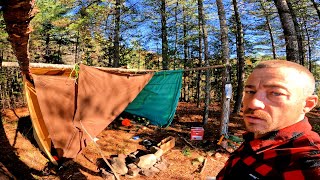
xmin=289 ymin=131 xmax=320 ymax=163
xmin=292 ymin=130 xmax=320 ymax=148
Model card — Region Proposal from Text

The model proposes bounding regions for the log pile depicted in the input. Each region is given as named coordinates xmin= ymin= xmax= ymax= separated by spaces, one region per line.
xmin=96 ymin=146 xmax=168 ymax=179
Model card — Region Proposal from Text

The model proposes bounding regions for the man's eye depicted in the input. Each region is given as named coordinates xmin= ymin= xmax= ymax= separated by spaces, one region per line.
xmin=270 ymin=92 xmax=283 ymax=96
xmin=245 ymin=90 xmax=255 ymax=94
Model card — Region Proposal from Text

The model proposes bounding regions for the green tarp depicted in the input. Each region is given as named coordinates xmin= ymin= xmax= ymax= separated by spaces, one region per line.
xmin=125 ymin=70 xmax=183 ymax=127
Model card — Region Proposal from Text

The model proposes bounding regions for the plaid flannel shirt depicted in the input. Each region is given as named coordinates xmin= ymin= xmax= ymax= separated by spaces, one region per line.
xmin=217 ymin=118 xmax=320 ymax=180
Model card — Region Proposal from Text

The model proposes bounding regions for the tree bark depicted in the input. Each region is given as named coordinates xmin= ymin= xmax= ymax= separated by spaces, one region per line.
xmin=287 ymin=0 xmax=305 ymax=65
xmin=260 ymin=1 xmax=277 ymax=59
xmin=232 ymin=0 xmax=245 ymax=115
xmin=44 ymin=32 xmax=51 ymax=63
xmin=216 ymin=0 xmax=231 ymax=137
xmin=311 ymin=0 xmax=320 ymax=20
xmin=183 ymin=4 xmax=189 ymax=102
xmin=2 ymin=0 xmax=38 ymax=75
xmin=75 ymin=31 xmax=80 ymax=63
xmin=197 ymin=0 xmax=211 ymax=124
xmin=303 ymin=17 xmax=312 ymax=72
xmin=174 ymin=0 xmax=179 ymax=70
xmin=197 ymin=0 xmax=203 ymax=108
xmin=273 ymin=0 xmax=299 ymax=62
xmin=161 ymin=0 xmax=169 ymax=70
xmin=113 ymin=0 xmax=121 ymax=67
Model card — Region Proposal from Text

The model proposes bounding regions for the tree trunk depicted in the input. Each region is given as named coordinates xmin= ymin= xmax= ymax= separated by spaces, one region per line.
xmin=0 ymin=50 xmax=3 ymax=67
xmin=44 ymin=33 xmax=50 ymax=63
xmin=174 ymin=0 xmax=179 ymax=70
xmin=232 ymin=0 xmax=245 ymax=115
xmin=113 ymin=0 xmax=121 ymax=67
xmin=260 ymin=1 xmax=276 ymax=59
xmin=197 ymin=0 xmax=203 ymax=108
xmin=161 ymin=0 xmax=169 ymax=70
xmin=75 ymin=31 xmax=79 ymax=63
xmin=216 ymin=0 xmax=231 ymax=137
xmin=2 ymin=0 xmax=38 ymax=76
xmin=197 ymin=0 xmax=210 ymax=124
xmin=303 ymin=17 xmax=312 ymax=72
xmin=196 ymin=71 xmax=201 ymax=107
xmin=273 ymin=0 xmax=299 ymax=62
xmin=287 ymin=1 xmax=305 ymax=65
xmin=311 ymin=0 xmax=320 ymax=20
xmin=183 ymin=4 xmax=189 ymax=102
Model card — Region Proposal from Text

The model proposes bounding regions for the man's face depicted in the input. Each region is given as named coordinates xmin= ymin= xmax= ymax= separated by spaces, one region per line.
xmin=242 ymin=67 xmax=307 ymax=137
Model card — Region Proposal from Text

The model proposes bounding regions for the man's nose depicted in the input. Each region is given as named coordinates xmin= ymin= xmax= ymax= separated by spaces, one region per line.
xmin=247 ymin=93 xmax=266 ymax=110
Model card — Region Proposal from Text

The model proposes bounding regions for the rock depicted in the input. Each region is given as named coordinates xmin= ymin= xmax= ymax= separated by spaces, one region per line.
xmin=154 ymin=161 xmax=167 ymax=171
xmin=118 ymin=154 xmax=127 ymax=160
xmin=150 ymin=166 xmax=160 ymax=173
xmin=127 ymin=154 xmax=138 ymax=163
xmin=100 ymin=168 xmax=115 ymax=180
xmin=140 ymin=168 xmax=156 ymax=177
xmin=150 ymin=146 xmax=164 ymax=159
xmin=127 ymin=163 xmax=140 ymax=177
xmin=136 ymin=154 xmax=157 ymax=169
xmin=154 ymin=149 xmax=164 ymax=159
xmin=127 ymin=163 xmax=138 ymax=169
xmin=110 ymin=156 xmax=128 ymax=175
xmin=127 ymin=167 xmax=140 ymax=177
xmin=150 ymin=146 xmax=160 ymax=154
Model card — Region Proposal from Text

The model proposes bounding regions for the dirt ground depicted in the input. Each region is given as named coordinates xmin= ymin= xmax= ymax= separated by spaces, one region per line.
xmin=1 ymin=102 xmax=319 ymax=180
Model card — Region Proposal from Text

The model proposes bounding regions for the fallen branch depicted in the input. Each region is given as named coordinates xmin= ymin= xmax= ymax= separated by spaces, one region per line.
xmin=199 ymin=157 xmax=208 ymax=174
xmin=177 ymin=134 xmax=196 ymax=149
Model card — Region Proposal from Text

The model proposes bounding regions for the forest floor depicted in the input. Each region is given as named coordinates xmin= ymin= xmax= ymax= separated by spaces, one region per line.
xmin=1 ymin=102 xmax=320 ymax=180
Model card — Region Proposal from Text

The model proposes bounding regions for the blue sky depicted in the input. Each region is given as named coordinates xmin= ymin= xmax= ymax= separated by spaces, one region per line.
xmin=63 ymin=0 xmax=320 ymax=62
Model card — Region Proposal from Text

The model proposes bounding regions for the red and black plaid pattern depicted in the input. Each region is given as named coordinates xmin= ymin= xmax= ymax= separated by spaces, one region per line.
xmin=217 ymin=118 xmax=320 ymax=180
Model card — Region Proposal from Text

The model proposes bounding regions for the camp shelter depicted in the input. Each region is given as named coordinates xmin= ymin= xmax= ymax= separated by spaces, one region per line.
xmin=125 ymin=70 xmax=183 ymax=127
xmin=23 ymin=63 xmax=183 ymax=163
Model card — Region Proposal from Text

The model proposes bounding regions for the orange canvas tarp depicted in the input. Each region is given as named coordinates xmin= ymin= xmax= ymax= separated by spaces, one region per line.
xmin=32 ymin=64 xmax=154 ymax=159
xmin=24 ymin=77 xmax=58 ymax=165
xmin=33 ymin=75 xmax=77 ymax=158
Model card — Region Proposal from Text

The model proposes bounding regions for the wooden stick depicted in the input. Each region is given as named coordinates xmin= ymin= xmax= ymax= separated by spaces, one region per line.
xmin=1 ymin=62 xmax=155 ymax=74
xmin=177 ymin=134 xmax=196 ymax=149
xmin=1 ymin=62 xmax=73 ymax=69
xmin=200 ymin=157 xmax=208 ymax=174
xmin=1 ymin=62 xmax=225 ymax=72
xmin=80 ymin=120 xmax=121 ymax=180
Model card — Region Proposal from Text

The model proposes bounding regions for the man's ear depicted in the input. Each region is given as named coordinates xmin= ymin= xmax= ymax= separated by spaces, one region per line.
xmin=303 ymin=95 xmax=318 ymax=113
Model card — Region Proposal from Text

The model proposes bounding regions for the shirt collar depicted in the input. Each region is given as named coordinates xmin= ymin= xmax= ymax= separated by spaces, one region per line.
xmin=243 ymin=117 xmax=312 ymax=153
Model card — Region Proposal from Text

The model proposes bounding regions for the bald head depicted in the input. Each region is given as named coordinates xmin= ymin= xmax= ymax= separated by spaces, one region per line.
xmin=254 ymin=60 xmax=315 ymax=96
xmin=243 ymin=60 xmax=318 ymax=137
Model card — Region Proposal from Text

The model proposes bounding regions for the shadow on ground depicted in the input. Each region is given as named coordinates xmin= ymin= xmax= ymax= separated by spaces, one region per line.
xmin=0 ymin=110 xmax=100 ymax=179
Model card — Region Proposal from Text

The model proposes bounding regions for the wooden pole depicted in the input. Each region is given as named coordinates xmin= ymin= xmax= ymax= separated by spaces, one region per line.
xmin=1 ymin=62 xmax=156 ymax=74
xmin=2 ymin=62 xmax=225 ymax=72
